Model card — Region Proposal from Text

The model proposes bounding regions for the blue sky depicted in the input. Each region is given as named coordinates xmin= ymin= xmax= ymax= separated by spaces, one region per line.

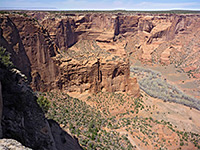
xmin=0 ymin=0 xmax=200 ymax=10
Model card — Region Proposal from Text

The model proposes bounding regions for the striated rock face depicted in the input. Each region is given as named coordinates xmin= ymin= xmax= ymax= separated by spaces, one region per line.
xmin=0 ymin=13 xmax=140 ymax=96
xmin=39 ymin=13 xmax=118 ymax=47
xmin=38 ymin=13 xmax=140 ymax=96
xmin=58 ymin=54 xmax=139 ymax=96
xmin=41 ymin=17 xmax=77 ymax=50
xmin=35 ymin=12 xmax=200 ymax=79
xmin=1 ymin=12 xmax=200 ymax=96
xmin=0 ymin=15 xmax=60 ymax=92
xmin=122 ymin=14 xmax=200 ymax=78
xmin=0 ymin=64 xmax=82 ymax=150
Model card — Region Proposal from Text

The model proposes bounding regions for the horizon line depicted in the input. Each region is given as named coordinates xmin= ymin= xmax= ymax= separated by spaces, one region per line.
xmin=0 ymin=8 xmax=200 ymax=12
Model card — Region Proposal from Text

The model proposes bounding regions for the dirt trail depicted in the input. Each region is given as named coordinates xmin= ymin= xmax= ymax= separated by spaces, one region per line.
xmin=118 ymin=130 xmax=141 ymax=150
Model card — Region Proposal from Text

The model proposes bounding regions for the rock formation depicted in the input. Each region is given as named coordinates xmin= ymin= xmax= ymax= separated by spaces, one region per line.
xmin=34 ymin=12 xmax=200 ymax=79
xmin=1 ymin=11 xmax=199 ymax=97
xmin=0 ymin=139 xmax=32 ymax=150
xmin=0 ymin=11 xmax=199 ymax=150
xmin=122 ymin=14 xmax=200 ymax=78
xmin=0 ymin=62 xmax=82 ymax=150
xmin=0 ymin=13 xmax=140 ymax=96
xmin=0 ymin=14 xmax=59 ymax=92
xmin=0 ymin=81 xmax=3 ymax=138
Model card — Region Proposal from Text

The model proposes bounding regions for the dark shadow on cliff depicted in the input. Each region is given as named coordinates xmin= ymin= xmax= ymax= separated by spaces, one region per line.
xmin=0 ymin=61 xmax=82 ymax=150
xmin=0 ymin=16 xmax=32 ymax=82
xmin=48 ymin=119 xmax=83 ymax=150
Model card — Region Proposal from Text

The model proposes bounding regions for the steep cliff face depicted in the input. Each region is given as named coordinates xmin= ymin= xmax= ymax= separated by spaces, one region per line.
xmin=35 ymin=13 xmax=199 ymax=80
xmin=0 ymin=81 xmax=2 ymax=138
xmin=0 ymin=14 xmax=60 ymax=91
xmin=122 ymin=14 xmax=200 ymax=78
xmin=41 ymin=17 xmax=77 ymax=50
xmin=1 ymin=12 xmax=199 ymax=96
xmin=0 ymin=64 xmax=82 ymax=150
xmin=0 ymin=15 xmax=32 ymax=81
xmin=57 ymin=54 xmax=139 ymax=96
xmin=0 ymin=13 xmax=140 ymax=96
xmin=39 ymin=13 xmax=117 ymax=46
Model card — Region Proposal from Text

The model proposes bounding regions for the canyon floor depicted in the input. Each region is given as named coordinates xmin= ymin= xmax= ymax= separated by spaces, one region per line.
xmin=43 ymin=89 xmax=200 ymax=150
xmin=45 ymin=60 xmax=200 ymax=149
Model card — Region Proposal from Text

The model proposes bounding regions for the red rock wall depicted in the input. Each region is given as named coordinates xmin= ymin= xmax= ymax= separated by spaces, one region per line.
xmin=0 ymin=15 xmax=60 ymax=91
xmin=3 ymin=12 xmax=198 ymax=96
xmin=57 ymin=57 xmax=139 ymax=97
xmin=0 ymin=13 xmax=140 ymax=96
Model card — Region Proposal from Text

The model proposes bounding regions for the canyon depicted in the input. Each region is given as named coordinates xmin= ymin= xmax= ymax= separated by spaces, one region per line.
xmin=0 ymin=10 xmax=200 ymax=149
xmin=1 ymin=12 xmax=200 ymax=97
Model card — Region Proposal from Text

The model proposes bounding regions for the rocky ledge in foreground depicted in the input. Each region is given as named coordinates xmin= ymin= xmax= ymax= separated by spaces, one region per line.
xmin=0 ymin=139 xmax=32 ymax=150
xmin=0 ymin=61 xmax=82 ymax=149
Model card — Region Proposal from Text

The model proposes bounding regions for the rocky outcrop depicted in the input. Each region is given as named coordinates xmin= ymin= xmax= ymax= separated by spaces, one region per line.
xmin=1 ymin=12 xmax=199 ymax=96
xmin=39 ymin=13 xmax=118 ymax=46
xmin=48 ymin=119 xmax=82 ymax=150
xmin=0 ymin=139 xmax=32 ymax=150
xmin=119 ymin=14 xmax=200 ymax=78
xmin=0 ymin=14 xmax=60 ymax=92
xmin=42 ymin=17 xmax=77 ymax=50
xmin=35 ymin=13 xmax=200 ymax=79
xmin=58 ymin=55 xmax=139 ymax=96
xmin=0 ymin=13 xmax=140 ymax=96
xmin=0 ymin=81 xmax=3 ymax=138
xmin=0 ymin=63 xmax=82 ymax=149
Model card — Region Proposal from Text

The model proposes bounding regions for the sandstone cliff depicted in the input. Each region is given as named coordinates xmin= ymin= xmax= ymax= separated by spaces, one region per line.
xmin=2 ymin=12 xmax=199 ymax=96
xmin=1 ymin=11 xmax=200 ymax=96
xmin=0 ymin=14 xmax=60 ymax=91
xmin=57 ymin=49 xmax=139 ymax=96
xmin=33 ymin=12 xmax=200 ymax=79
xmin=0 ymin=13 xmax=140 ymax=96
xmin=121 ymin=14 xmax=200 ymax=78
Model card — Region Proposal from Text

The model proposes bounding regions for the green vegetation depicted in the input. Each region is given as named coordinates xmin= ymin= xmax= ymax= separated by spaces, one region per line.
xmin=131 ymin=66 xmax=200 ymax=110
xmin=37 ymin=95 xmax=50 ymax=113
xmin=45 ymin=92 xmax=134 ymax=149
xmin=42 ymin=91 xmax=200 ymax=149
xmin=0 ymin=47 xmax=13 ymax=68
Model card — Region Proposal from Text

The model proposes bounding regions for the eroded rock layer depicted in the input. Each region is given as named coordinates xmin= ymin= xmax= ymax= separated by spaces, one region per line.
xmin=0 ymin=15 xmax=59 ymax=91
xmin=33 ymin=12 xmax=200 ymax=78
xmin=0 ymin=13 xmax=140 ymax=96
xmin=1 ymin=12 xmax=199 ymax=96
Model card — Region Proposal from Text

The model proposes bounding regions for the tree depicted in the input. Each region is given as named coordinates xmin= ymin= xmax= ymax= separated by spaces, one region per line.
xmin=0 ymin=47 xmax=13 ymax=68
xmin=37 ymin=96 xmax=50 ymax=113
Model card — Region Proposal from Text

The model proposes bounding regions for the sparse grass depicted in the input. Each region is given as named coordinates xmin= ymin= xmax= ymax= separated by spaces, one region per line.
xmin=45 ymin=92 xmax=134 ymax=149
xmin=37 ymin=91 xmax=200 ymax=149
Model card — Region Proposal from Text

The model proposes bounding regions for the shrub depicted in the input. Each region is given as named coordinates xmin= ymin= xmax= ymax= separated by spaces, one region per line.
xmin=131 ymin=66 xmax=200 ymax=110
xmin=37 ymin=96 xmax=50 ymax=113
xmin=0 ymin=47 xmax=13 ymax=68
